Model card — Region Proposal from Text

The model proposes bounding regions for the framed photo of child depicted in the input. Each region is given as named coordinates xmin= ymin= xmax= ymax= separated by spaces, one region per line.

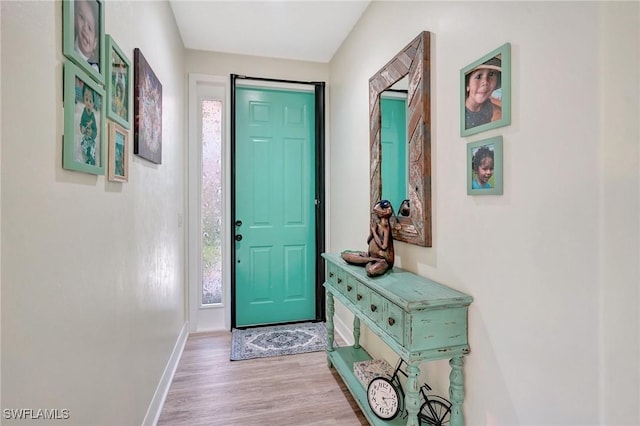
xmin=106 ymin=35 xmax=132 ymax=129
xmin=460 ymin=43 xmax=511 ymax=137
xmin=107 ymin=122 xmax=129 ymax=182
xmin=467 ymin=136 xmax=503 ymax=195
xmin=62 ymin=0 xmax=105 ymax=85
xmin=63 ymin=61 xmax=106 ymax=175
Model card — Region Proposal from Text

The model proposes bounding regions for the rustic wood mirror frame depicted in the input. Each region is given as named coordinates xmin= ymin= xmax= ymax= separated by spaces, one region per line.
xmin=369 ymin=31 xmax=432 ymax=247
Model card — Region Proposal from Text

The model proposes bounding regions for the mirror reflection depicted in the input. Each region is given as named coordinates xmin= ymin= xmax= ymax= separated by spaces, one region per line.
xmin=380 ymin=77 xmax=409 ymax=217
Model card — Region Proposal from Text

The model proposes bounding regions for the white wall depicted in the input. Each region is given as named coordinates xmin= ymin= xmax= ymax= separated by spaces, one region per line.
xmin=329 ymin=2 xmax=639 ymax=425
xmin=1 ymin=2 xmax=186 ymax=425
xmin=186 ymin=50 xmax=329 ymax=82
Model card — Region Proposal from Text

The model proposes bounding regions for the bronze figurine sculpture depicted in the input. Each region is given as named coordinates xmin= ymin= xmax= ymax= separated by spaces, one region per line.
xmin=341 ymin=200 xmax=395 ymax=277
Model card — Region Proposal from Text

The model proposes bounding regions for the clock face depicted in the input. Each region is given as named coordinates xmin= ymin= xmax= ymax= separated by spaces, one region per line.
xmin=366 ymin=377 xmax=401 ymax=420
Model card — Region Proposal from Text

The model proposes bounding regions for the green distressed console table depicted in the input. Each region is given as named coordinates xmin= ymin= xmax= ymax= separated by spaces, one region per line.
xmin=322 ymin=252 xmax=473 ymax=426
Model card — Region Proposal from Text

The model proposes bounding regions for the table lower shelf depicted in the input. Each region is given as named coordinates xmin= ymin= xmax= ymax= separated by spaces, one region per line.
xmin=327 ymin=346 xmax=410 ymax=426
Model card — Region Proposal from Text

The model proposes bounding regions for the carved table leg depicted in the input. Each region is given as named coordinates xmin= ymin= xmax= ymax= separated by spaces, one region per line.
xmin=449 ymin=356 xmax=465 ymax=426
xmin=405 ymin=360 xmax=421 ymax=426
xmin=353 ymin=316 xmax=361 ymax=349
xmin=326 ymin=292 xmax=335 ymax=368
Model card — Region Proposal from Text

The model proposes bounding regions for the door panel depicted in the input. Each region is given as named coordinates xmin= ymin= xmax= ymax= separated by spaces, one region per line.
xmin=235 ymin=86 xmax=316 ymax=327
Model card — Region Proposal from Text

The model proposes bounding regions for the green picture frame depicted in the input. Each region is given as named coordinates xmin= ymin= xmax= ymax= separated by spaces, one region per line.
xmin=105 ymin=35 xmax=132 ymax=129
xmin=62 ymin=0 xmax=105 ymax=85
xmin=460 ymin=43 xmax=511 ymax=137
xmin=63 ymin=61 xmax=106 ymax=175
xmin=467 ymin=136 xmax=503 ymax=195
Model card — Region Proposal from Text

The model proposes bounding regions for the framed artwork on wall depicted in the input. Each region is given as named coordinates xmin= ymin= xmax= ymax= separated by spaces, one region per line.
xmin=467 ymin=136 xmax=503 ymax=195
xmin=105 ymin=35 xmax=131 ymax=129
xmin=108 ymin=121 xmax=129 ymax=182
xmin=62 ymin=0 xmax=105 ymax=85
xmin=63 ymin=61 xmax=106 ymax=175
xmin=460 ymin=43 xmax=511 ymax=137
xmin=133 ymin=48 xmax=163 ymax=164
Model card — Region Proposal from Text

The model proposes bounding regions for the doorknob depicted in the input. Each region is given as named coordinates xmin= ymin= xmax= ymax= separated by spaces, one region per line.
xmin=235 ymin=234 xmax=243 ymax=241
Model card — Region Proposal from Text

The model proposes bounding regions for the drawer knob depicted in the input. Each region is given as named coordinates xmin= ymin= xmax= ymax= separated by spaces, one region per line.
xmin=370 ymin=304 xmax=378 ymax=312
xmin=388 ymin=317 xmax=395 ymax=326
xmin=356 ymin=294 xmax=362 ymax=301
xmin=347 ymin=285 xmax=352 ymax=292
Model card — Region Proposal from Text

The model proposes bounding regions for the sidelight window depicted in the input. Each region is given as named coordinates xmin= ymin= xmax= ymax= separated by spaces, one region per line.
xmin=201 ymin=100 xmax=223 ymax=305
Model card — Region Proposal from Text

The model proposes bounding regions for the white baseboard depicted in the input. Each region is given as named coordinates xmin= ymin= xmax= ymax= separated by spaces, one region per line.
xmin=332 ymin=314 xmax=354 ymax=346
xmin=142 ymin=321 xmax=189 ymax=426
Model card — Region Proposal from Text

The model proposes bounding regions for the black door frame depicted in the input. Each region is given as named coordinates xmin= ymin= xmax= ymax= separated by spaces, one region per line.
xmin=230 ymin=74 xmax=326 ymax=330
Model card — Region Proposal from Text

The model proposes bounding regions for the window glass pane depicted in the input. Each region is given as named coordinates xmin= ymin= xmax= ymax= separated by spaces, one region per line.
xmin=201 ymin=100 xmax=223 ymax=305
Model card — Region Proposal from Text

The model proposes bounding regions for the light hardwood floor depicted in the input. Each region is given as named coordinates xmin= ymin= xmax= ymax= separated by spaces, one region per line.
xmin=157 ymin=330 xmax=368 ymax=425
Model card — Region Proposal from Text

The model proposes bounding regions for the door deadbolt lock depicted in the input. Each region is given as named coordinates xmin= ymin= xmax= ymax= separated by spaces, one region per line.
xmin=235 ymin=220 xmax=243 ymax=227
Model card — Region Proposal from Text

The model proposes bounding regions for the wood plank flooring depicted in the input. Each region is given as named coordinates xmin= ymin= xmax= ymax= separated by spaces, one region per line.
xmin=157 ymin=330 xmax=368 ymax=425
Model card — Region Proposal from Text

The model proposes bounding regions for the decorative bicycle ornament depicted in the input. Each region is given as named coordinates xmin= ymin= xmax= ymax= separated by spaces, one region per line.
xmin=366 ymin=359 xmax=452 ymax=425
xmin=418 ymin=382 xmax=452 ymax=426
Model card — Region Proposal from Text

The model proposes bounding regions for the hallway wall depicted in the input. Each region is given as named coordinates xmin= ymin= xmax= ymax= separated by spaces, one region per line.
xmin=1 ymin=2 xmax=186 ymax=424
xmin=2 ymin=2 xmax=638 ymax=425
xmin=329 ymin=2 xmax=639 ymax=425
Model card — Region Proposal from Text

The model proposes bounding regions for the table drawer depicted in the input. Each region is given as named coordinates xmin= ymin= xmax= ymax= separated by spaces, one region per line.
xmin=345 ymin=274 xmax=358 ymax=304
xmin=366 ymin=291 xmax=384 ymax=324
xmin=354 ymin=281 xmax=369 ymax=312
xmin=327 ymin=262 xmax=339 ymax=285
xmin=383 ymin=300 xmax=405 ymax=345
xmin=327 ymin=262 xmax=346 ymax=294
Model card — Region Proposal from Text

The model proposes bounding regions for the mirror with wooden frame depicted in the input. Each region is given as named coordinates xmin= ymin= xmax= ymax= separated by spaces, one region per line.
xmin=369 ymin=31 xmax=432 ymax=247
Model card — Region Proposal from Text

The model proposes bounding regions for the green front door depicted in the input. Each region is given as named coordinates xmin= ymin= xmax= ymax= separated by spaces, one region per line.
xmin=234 ymin=86 xmax=316 ymax=327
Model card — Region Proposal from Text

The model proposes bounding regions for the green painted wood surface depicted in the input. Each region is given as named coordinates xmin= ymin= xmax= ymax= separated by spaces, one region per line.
xmin=323 ymin=252 xmax=473 ymax=310
xmin=328 ymin=347 xmax=409 ymax=426
xmin=323 ymin=252 xmax=473 ymax=426
xmin=235 ymin=87 xmax=316 ymax=326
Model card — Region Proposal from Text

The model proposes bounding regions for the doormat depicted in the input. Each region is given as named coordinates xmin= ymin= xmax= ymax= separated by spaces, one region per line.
xmin=230 ymin=322 xmax=328 ymax=361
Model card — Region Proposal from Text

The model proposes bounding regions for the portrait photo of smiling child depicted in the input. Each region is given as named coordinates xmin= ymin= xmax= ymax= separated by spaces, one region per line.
xmin=464 ymin=56 xmax=502 ymax=131
xmin=63 ymin=0 xmax=105 ymax=84
xmin=467 ymin=136 xmax=503 ymax=196
xmin=460 ymin=43 xmax=511 ymax=137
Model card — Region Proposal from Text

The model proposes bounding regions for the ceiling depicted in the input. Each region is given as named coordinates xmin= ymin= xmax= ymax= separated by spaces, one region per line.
xmin=168 ymin=1 xmax=371 ymax=63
